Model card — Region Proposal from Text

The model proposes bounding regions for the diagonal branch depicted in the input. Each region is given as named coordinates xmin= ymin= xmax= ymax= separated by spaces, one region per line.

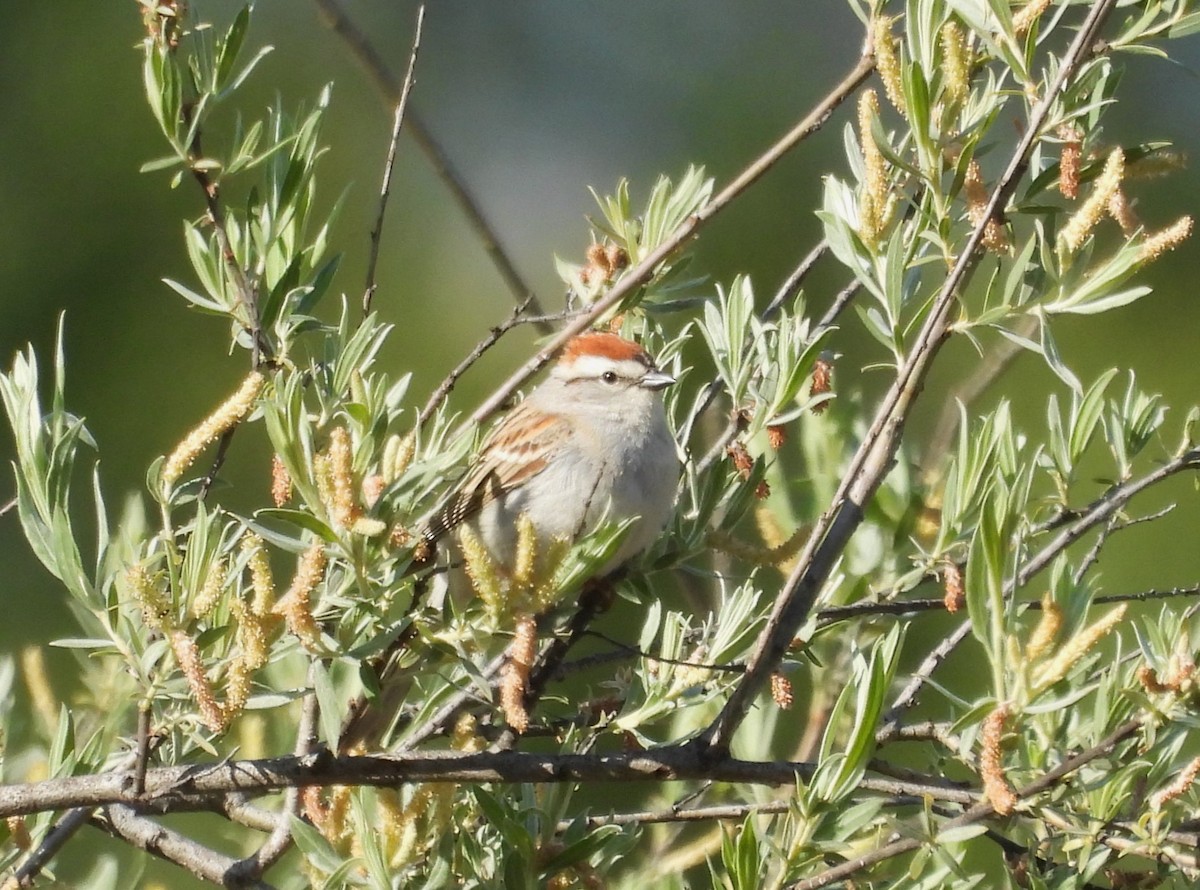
xmin=361 ymin=5 xmax=425 ymax=316
xmin=699 ymin=0 xmax=1120 ymax=754
xmin=466 ymin=47 xmax=877 ymax=427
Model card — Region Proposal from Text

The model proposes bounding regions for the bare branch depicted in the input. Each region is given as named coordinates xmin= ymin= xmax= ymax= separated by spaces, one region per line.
xmin=0 ymin=746 xmax=981 ymax=819
xmin=93 ymin=805 xmax=275 ymax=889
xmin=362 ymin=5 xmax=425 ymax=316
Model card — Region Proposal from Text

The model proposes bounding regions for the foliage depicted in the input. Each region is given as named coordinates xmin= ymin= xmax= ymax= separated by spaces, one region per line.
xmin=2 ymin=1 xmax=1200 ymax=887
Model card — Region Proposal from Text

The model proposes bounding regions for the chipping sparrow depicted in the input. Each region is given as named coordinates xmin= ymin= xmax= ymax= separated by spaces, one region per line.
xmin=421 ymin=331 xmax=679 ymax=579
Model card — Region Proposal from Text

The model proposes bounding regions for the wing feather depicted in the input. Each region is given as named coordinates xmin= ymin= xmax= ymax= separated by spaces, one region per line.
xmin=421 ymin=403 xmax=566 ymax=544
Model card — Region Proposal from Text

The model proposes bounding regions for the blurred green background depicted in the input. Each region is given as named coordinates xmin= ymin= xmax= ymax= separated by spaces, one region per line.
xmin=2 ymin=0 xmax=1200 ymax=882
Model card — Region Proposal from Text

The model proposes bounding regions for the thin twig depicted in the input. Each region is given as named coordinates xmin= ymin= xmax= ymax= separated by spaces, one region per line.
xmin=878 ymin=447 xmax=1200 ymax=737
xmin=417 ymin=297 xmax=533 ymax=427
xmin=819 ymin=582 xmax=1200 ymax=626
xmin=93 ymin=805 xmax=275 ymax=889
xmin=0 ymin=496 xmax=16 ymax=518
xmin=813 ymin=279 xmax=862 ymax=334
xmin=312 ymin=0 xmax=548 ymax=327
xmin=466 ymin=49 xmax=877 ymax=428
xmin=362 ymin=5 xmax=425 ymax=316
xmin=134 ymin=703 xmax=151 ymax=796
xmin=762 ymin=241 xmax=829 ymax=318
xmin=8 ymin=807 xmax=92 ymax=888
xmin=700 ymin=0 xmax=1120 ymax=754
xmin=227 ymin=676 xmax=321 ymax=884
xmin=788 ymin=717 xmax=1142 ymax=889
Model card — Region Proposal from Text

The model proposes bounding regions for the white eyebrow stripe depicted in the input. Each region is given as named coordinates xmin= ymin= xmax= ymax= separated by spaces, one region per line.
xmin=561 ymin=354 xmax=647 ymax=379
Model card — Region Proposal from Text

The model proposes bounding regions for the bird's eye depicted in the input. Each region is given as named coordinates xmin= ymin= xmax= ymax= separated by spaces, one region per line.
xmin=601 ymin=371 xmax=619 ymax=384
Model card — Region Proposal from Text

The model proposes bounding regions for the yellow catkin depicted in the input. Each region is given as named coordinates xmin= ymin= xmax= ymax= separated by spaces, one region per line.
xmin=230 ymin=598 xmax=270 ymax=672
xmin=1149 ymin=755 xmax=1200 ymax=810
xmin=459 ymin=524 xmax=504 ymax=616
xmin=1012 ymin=0 xmax=1053 ymax=35
xmin=1060 ymin=148 xmax=1125 ymax=252
xmin=1107 ymin=189 xmax=1139 ymax=234
xmin=531 ymin=537 xmax=572 ymax=613
xmin=239 ymin=533 xmax=275 ymax=617
xmin=272 ymin=540 xmax=326 ymax=651
xmin=451 ymin=713 xmax=486 ymax=754
xmin=1032 ymin=604 xmax=1126 ymax=690
xmin=361 ymin=474 xmax=386 ymax=509
xmin=512 ymin=514 xmax=538 ymax=589
xmin=5 ymin=816 xmax=30 ymax=851
xmin=708 ymin=524 xmax=808 ymax=569
xmin=161 ymin=372 xmax=265 ymax=490
xmin=323 ymin=785 xmax=352 ymax=842
xmin=222 ymin=656 xmax=253 ymax=723
xmin=191 ymin=560 xmax=226 ymax=619
xmin=1139 ymin=215 xmax=1193 ymax=263
xmin=1025 ymin=593 xmax=1062 ymax=661
xmin=270 ymin=454 xmax=292 ymax=507
xmin=327 ymin=427 xmax=358 ymax=529
xmin=500 ymin=614 xmax=538 ymax=734
xmin=382 ymin=432 xmax=417 ymax=481
xmin=940 ymin=20 xmax=970 ymax=103
xmin=20 ymin=647 xmax=60 ymax=733
xmin=170 ymin=630 xmax=226 ymax=733
xmin=126 ymin=565 xmax=174 ymax=632
xmin=857 ymin=90 xmax=891 ymax=246
xmin=872 ymin=15 xmax=907 ymax=114
xmin=980 ymin=704 xmax=1018 ymax=815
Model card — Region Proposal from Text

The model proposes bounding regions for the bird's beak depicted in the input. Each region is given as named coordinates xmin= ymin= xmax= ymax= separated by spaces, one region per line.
xmin=640 ymin=369 xmax=676 ymax=391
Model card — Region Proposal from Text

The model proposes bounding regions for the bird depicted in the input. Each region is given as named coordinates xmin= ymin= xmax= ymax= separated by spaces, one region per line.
xmin=420 ymin=330 xmax=680 ymax=582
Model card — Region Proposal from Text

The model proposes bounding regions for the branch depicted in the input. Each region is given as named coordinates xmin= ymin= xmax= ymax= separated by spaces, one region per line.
xmin=417 ymin=297 xmax=534 ymax=428
xmin=92 ymin=805 xmax=275 ymax=890
xmin=361 ymin=5 xmax=424 ymax=316
xmin=312 ymin=0 xmax=549 ymax=327
xmin=700 ymin=0 xmax=1120 ymax=753
xmin=0 ymin=747 xmax=979 ymax=819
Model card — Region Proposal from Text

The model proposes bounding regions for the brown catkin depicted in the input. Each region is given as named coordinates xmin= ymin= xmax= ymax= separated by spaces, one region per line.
xmin=980 ymin=704 xmax=1018 ymax=815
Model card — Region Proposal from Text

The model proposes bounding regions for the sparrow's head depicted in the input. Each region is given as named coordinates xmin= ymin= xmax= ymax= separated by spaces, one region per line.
xmin=553 ymin=332 xmax=675 ymax=394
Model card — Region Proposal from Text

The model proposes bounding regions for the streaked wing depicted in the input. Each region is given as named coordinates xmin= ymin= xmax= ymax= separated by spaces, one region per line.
xmin=422 ymin=403 xmax=566 ymax=544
